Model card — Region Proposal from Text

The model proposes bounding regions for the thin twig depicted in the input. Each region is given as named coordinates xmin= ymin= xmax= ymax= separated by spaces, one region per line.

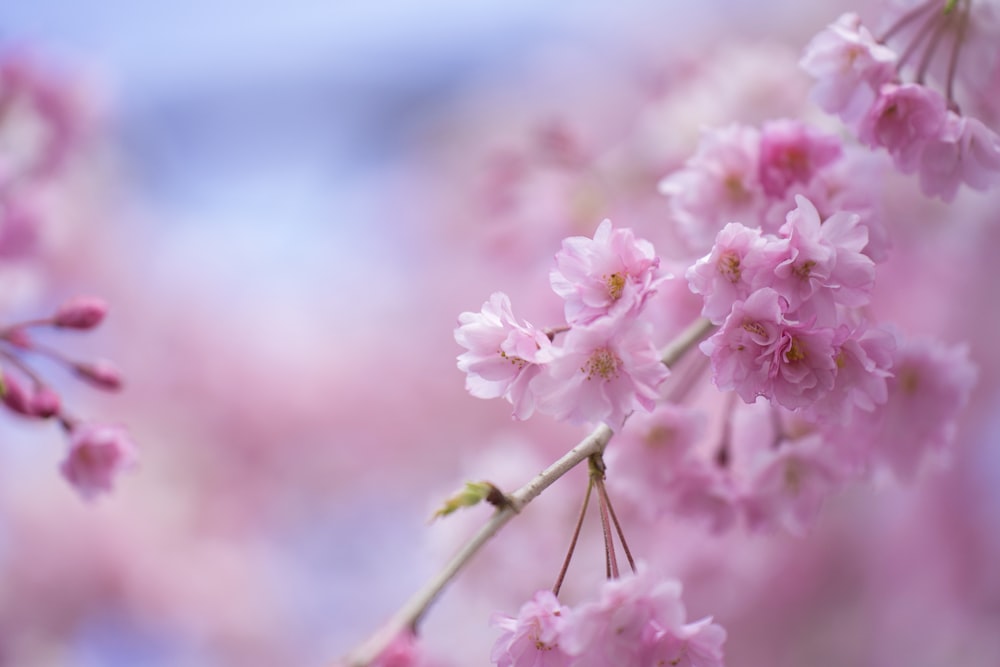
xmin=595 ymin=474 xmax=636 ymax=575
xmin=552 ymin=477 xmax=594 ymax=596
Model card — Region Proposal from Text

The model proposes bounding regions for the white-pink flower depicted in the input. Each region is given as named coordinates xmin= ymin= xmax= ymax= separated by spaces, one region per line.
xmin=645 ymin=616 xmax=727 ymax=667
xmin=549 ymin=219 xmax=663 ymax=326
xmin=534 ymin=317 xmax=669 ymax=430
xmin=687 ymin=222 xmax=785 ymax=325
xmin=701 ymin=287 xmax=838 ymax=410
xmin=59 ymin=423 xmax=138 ymax=501
xmin=772 ymin=196 xmax=874 ymax=324
xmin=491 ymin=590 xmax=572 ymax=667
xmin=858 ymin=83 xmax=948 ymax=172
xmin=561 ymin=568 xmax=686 ymax=667
xmin=455 ymin=292 xmax=554 ymax=420
xmin=918 ymin=113 xmax=1000 ymax=201
xmin=799 ymin=12 xmax=898 ymax=123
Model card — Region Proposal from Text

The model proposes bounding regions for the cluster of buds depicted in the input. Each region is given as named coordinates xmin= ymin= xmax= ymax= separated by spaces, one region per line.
xmin=0 ymin=295 xmax=136 ymax=500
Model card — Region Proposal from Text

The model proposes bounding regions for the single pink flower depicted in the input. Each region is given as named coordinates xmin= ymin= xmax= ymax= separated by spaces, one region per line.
xmin=561 ymin=568 xmax=687 ymax=667
xmin=772 ymin=196 xmax=874 ymax=324
xmin=743 ymin=434 xmax=848 ymax=535
xmin=549 ymin=219 xmax=663 ymax=326
xmin=686 ymin=222 xmax=785 ymax=325
xmin=807 ymin=324 xmax=894 ymax=424
xmin=800 ymin=12 xmax=898 ymax=123
xmin=491 ymin=590 xmax=572 ymax=667
xmin=645 ymin=616 xmax=727 ymax=667
xmin=659 ymin=123 xmax=764 ymax=250
xmin=59 ymin=423 xmax=138 ymax=501
xmin=859 ymin=336 xmax=977 ymax=480
xmin=918 ymin=113 xmax=1000 ymax=201
xmin=858 ymin=83 xmax=948 ymax=172
xmin=758 ymin=119 xmax=843 ymax=199
xmin=702 ymin=287 xmax=837 ymax=410
xmin=455 ymin=292 xmax=554 ymax=420
xmin=534 ymin=317 xmax=668 ymax=430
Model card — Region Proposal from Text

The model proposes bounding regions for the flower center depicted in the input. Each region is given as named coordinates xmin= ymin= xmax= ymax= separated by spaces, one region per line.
xmin=582 ymin=347 xmax=622 ymax=380
xmin=793 ymin=259 xmax=817 ymax=280
xmin=605 ymin=272 xmax=626 ymax=300
xmin=784 ymin=337 xmax=806 ymax=363
xmin=717 ymin=250 xmax=742 ymax=283
xmin=499 ymin=349 xmax=528 ymax=368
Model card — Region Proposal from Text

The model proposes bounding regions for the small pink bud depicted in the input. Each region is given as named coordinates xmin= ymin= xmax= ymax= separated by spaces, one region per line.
xmin=30 ymin=387 xmax=61 ymax=418
xmin=1 ymin=372 xmax=33 ymax=415
xmin=0 ymin=372 xmax=60 ymax=418
xmin=74 ymin=360 xmax=123 ymax=391
xmin=54 ymin=296 xmax=108 ymax=330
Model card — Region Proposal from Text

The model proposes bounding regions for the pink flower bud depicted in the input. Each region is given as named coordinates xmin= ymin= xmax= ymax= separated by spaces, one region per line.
xmin=60 ymin=423 xmax=138 ymax=500
xmin=54 ymin=296 xmax=108 ymax=329
xmin=30 ymin=387 xmax=61 ymax=418
xmin=73 ymin=360 xmax=123 ymax=391
xmin=1 ymin=372 xmax=60 ymax=418
xmin=1 ymin=372 xmax=33 ymax=415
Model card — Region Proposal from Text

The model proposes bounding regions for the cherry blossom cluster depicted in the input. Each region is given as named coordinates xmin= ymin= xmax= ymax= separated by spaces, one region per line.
xmin=0 ymin=296 xmax=136 ymax=500
xmin=603 ymin=191 xmax=975 ymax=534
xmin=455 ymin=220 xmax=670 ymax=431
xmin=658 ymin=118 xmax=887 ymax=259
xmin=692 ymin=195 xmax=883 ymax=416
xmin=801 ymin=6 xmax=1000 ymax=200
xmin=491 ymin=568 xmax=725 ymax=667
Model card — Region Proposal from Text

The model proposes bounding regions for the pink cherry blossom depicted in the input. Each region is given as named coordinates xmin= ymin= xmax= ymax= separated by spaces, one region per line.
xmin=491 ymin=590 xmax=572 ymax=667
xmin=701 ymin=287 xmax=837 ymax=410
xmin=771 ymin=196 xmax=875 ymax=324
xmin=645 ymin=616 xmax=727 ymax=667
xmin=549 ymin=219 xmax=663 ymax=326
xmin=858 ymin=336 xmax=977 ymax=480
xmin=799 ymin=12 xmax=898 ymax=123
xmin=857 ymin=83 xmax=948 ymax=172
xmin=917 ymin=114 xmax=1000 ymax=201
xmin=533 ymin=316 xmax=668 ymax=430
xmin=742 ymin=434 xmax=849 ymax=535
xmin=59 ymin=423 xmax=138 ymax=501
xmin=807 ymin=324 xmax=894 ymax=424
xmin=686 ymin=222 xmax=784 ymax=325
xmin=757 ymin=119 xmax=843 ymax=199
xmin=659 ymin=123 xmax=764 ymax=250
xmin=455 ymin=292 xmax=554 ymax=420
xmin=560 ymin=568 xmax=686 ymax=667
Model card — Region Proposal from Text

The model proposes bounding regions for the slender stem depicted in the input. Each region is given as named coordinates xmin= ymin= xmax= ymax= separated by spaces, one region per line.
xmin=879 ymin=0 xmax=937 ymax=43
xmin=915 ymin=11 xmax=952 ymax=85
xmin=595 ymin=474 xmax=636 ymax=575
xmin=659 ymin=317 xmax=714 ymax=366
xmin=552 ymin=477 xmax=594 ymax=596
xmin=944 ymin=0 xmax=971 ymax=108
xmin=595 ymin=472 xmax=618 ymax=579
xmin=896 ymin=7 xmax=942 ymax=72
xmin=339 ymin=317 xmax=714 ymax=667
xmin=0 ymin=349 xmax=45 ymax=388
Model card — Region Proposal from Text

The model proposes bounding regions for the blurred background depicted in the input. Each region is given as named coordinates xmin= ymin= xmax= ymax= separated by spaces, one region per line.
xmin=1 ymin=1 xmax=999 ymax=666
